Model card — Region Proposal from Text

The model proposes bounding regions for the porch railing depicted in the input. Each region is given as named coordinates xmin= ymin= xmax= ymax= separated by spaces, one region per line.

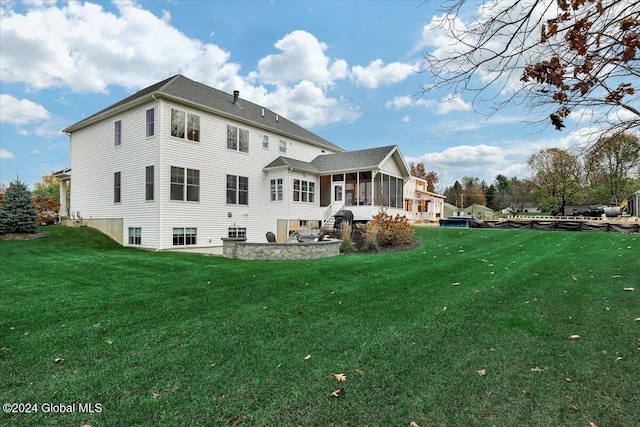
xmin=322 ymin=201 xmax=344 ymax=225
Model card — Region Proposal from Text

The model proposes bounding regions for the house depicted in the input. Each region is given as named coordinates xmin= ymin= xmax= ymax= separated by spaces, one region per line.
xmin=403 ymin=176 xmax=445 ymax=222
xmin=57 ymin=74 xmax=410 ymax=249
xmin=443 ymin=202 xmax=463 ymax=218
xmin=625 ymin=190 xmax=640 ymax=218
xmin=464 ymin=203 xmax=494 ymax=219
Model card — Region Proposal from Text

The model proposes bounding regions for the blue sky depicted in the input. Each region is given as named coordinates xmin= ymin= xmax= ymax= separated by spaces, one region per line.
xmin=0 ymin=0 xmax=596 ymax=191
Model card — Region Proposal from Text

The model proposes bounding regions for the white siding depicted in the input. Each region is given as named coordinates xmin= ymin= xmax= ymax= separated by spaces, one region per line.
xmin=156 ymin=101 xmax=337 ymax=248
xmin=70 ymin=102 xmax=159 ymax=249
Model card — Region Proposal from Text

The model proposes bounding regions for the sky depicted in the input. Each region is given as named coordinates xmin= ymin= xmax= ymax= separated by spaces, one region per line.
xmin=0 ymin=0 xmax=614 ymax=192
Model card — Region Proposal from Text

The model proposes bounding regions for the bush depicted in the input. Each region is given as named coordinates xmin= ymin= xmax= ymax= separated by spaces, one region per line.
xmin=362 ymin=222 xmax=380 ymax=252
xmin=338 ymin=221 xmax=356 ymax=253
xmin=0 ymin=179 xmax=38 ymax=234
xmin=367 ymin=212 xmax=413 ymax=247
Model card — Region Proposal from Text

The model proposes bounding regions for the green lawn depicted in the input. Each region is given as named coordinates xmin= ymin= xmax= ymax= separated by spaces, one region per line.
xmin=1 ymin=226 xmax=638 ymax=426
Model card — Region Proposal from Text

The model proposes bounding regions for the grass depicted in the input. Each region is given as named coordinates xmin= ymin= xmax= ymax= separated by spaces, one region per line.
xmin=1 ymin=226 xmax=639 ymax=426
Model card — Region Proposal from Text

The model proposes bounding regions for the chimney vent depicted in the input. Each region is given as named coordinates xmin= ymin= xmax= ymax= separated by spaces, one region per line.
xmin=232 ymin=90 xmax=240 ymax=107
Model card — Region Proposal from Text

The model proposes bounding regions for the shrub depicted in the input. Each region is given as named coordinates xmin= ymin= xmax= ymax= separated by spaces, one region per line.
xmin=367 ymin=212 xmax=413 ymax=247
xmin=338 ymin=221 xmax=356 ymax=253
xmin=362 ymin=222 xmax=380 ymax=252
xmin=0 ymin=179 xmax=38 ymax=234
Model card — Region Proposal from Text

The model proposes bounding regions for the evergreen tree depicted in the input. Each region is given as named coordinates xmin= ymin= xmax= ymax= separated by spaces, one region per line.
xmin=0 ymin=178 xmax=38 ymax=234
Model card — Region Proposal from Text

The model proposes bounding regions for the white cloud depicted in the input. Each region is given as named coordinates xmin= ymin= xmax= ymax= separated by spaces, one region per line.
xmin=1 ymin=148 xmax=15 ymax=159
xmin=253 ymin=30 xmax=348 ymax=87
xmin=351 ymin=59 xmax=417 ymax=88
xmin=386 ymin=95 xmax=435 ymax=110
xmin=402 ymin=116 xmax=411 ymax=123
xmin=385 ymin=93 xmax=470 ymax=115
xmin=437 ymin=93 xmax=471 ymax=115
xmin=0 ymin=1 xmax=239 ymax=93
xmin=0 ymin=94 xmax=51 ymax=124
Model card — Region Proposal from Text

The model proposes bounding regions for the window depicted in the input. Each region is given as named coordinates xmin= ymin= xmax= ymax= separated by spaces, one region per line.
xmin=128 ymin=227 xmax=141 ymax=245
xmin=263 ymin=135 xmax=269 ymax=149
xmin=373 ymin=173 xmax=403 ymax=208
xmin=146 ymin=108 xmax=155 ymax=137
xmin=293 ymin=179 xmax=315 ymax=203
xmin=173 ymin=227 xmax=197 ymax=246
xmin=227 ymin=175 xmax=249 ymax=205
xmin=270 ymin=178 xmax=283 ymax=201
xmin=145 ymin=166 xmax=154 ymax=201
xmin=115 ymin=120 xmax=121 ymax=146
xmin=228 ymin=226 xmax=247 ymax=238
xmin=227 ymin=125 xmax=249 ymax=152
xmin=114 ymin=172 xmax=121 ymax=203
xmin=170 ymin=167 xmax=199 ymax=201
xmin=279 ymin=140 xmax=287 ymax=153
xmin=171 ymin=108 xmax=199 ymax=142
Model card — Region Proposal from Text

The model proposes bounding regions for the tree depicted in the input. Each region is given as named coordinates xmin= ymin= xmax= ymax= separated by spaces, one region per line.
xmin=443 ymin=180 xmax=463 ymax=206
xmin=422 ymin=0 xmax=639 ymax=139
xmin=461 ymin=176 xmax=487 ymax=207
xmin=0 ymin=178 xmax=38 ymax=234
xmin=32 ymin=173 xmax=65 ymax=224
xmin=409 ymin=162 xmax=439 ymax=192
xmin=528 ymin=148 xmax=583 ymax=215
xmin=584 ymin=133 xmax=640 ymax=203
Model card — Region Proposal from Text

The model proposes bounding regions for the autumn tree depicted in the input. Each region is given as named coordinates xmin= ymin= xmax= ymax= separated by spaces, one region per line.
xmin=409 ymin=161 xmax=439 ymax=192
xmin=0 ymin=179 xmax=38 ymax=234
xmin=528 ymin=147 xmax=583 ymax=215
xmin=32 ymin=173 xmax=64 ymax=224
xmin=422 ymin=0 xmax=639 ymax=140
xmin=461 ymin=176 xmax=487 ymax=207
xmin=584 ymin=132 xmax=640 ymax=203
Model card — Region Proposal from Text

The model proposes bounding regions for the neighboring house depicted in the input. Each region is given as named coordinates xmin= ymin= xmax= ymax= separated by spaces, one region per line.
xmin=443 ymin=202 xmax=463 ymax=218
xmin=464 ymin=203 xmax=494 ymax=219
xmin=403 ymin=176 xmax=445 ymax=222
xmin=57 ymin=74 xmax=410 ymax=249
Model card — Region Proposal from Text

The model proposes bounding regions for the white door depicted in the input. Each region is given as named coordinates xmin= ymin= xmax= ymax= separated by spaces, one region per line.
xmin=332 ymin=183 xmax=343 ymax=204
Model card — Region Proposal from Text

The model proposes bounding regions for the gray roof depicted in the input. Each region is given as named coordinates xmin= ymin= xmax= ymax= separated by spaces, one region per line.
xmin=264 ymin=145 xmax=409 ymax=175
xmin=63 ymin=74 xmax=343 ymax=153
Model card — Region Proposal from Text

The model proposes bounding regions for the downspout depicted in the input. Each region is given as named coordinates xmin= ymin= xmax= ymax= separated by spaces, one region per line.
xmin=152 ymin=94 xmax=162 ymax=251
xmin=286 ymin=167 xmax=292 ymax=239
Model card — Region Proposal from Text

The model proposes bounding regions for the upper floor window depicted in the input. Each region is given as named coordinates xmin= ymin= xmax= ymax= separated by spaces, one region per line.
xmin=226 ymin=175 xmax=248 ymax=205
xmin=171 ymin=108 xmax=200 ymax=142
xmin=145 ymin=166 xmax=154 ymax=201
xmin=170 ymin=166 xmax=199 ymax=202
xmin=114 ymin=172 xmax=121 ymax=203
xmin=227 ymin=125 xmax=249 ymax=152
xmin=293 ymin=179 xmax=315 ymax=203
xmin=263 ymin=135 xmax=269 ymax=149
xmin=279 ymin=140 xmax=287 ymax=153
xmin=115 ymin=120 xmax=122 ymax=146
xmin=270 ymin=178 xmax=283 ymax=201
xmin=146 ymin=108 xmax=155 ymax=137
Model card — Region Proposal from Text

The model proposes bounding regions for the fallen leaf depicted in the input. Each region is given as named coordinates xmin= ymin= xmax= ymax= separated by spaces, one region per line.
xmin=81 ymin=424 xmax=92 ymax=427
xmin=477 ymin=369 xmax=487 ymax=376
xmin=410 ymin=422 xmax=421 ymax=427
xmin=355 ymin=368 xmax=364 ymax=375
xmin=152 ymin=391 xmax=162 ymax=398
xmin=107 ymin=339 xmax=114 ymax=345
xmin=565 ymin=378 xmax=572 ymax=382
xmin=568 ymin=335 xmax=580 ymax=340
xmin=330 ymin=388 xmax=345 ymax=398
xmin=634 ymin=317 xmax=640 ymax=322
xmin=588 ymin=423 xmax=599 ymax=427
xmin=530 ymin=366 xmax=545 ymax=372
xmin=615 ymin=357 xmax=623 ymax=362
xmin=565 ymin=395 xmax=574 ymax=402
xmin=329 ymin=373 xmax=346 ymax=382
xmin=171 ymin=385 xmax=178 ymax=392
xmin=452 ymin=282 xmax=460 ymax=286
xmin=227 ymin=415 xmax=240 ymax=423
xmin=53 ymin=357 xmax=64 ymax=364
xmin=623 ymin=287 xmax=634 ymax=291
xmin=303 ymin=354 xmax=311 ymax=360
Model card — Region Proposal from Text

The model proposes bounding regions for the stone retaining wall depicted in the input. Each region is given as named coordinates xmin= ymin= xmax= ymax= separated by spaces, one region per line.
xmin=221 ymin=238 xmax=340 ymax=260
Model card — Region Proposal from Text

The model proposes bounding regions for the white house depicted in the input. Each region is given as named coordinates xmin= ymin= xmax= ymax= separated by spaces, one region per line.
xmin=403 ymin=176 xmax=445 ymax=222
xmin=57 ymin=74 xmax=411 ymax=249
